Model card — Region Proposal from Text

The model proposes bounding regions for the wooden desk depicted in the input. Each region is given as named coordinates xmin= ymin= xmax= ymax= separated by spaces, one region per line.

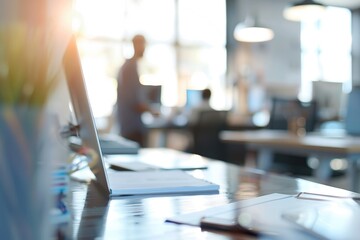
xmin=220 ymin=129 xmax=360 ymax=192
xmin=61 ymin=148 xmax=359 ymax=239
xmin=145 ymin=115 xmax=259 ymax=148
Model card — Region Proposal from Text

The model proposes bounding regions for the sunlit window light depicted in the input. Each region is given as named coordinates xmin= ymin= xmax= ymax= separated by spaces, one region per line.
xmin=139 ymin=74 xmax=162 ymax=86
xmin=187 ymin=72 xmax=209 ymax=90
xmin=298 ymin=6 xmax=351 ymax=102
xmin=73 ymin=0 xmax=124 ymax=38
xmin=85 ymin=75 xmax=117 ymax=118
xmin=72 ymin=0 xmax=226 ymax=117
xmin=71 ymin=11 xmax=84 ymax=35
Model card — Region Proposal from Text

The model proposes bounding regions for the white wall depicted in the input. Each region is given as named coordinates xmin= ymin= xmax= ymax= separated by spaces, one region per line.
xmin=230 ymin=0 xmax=301 ymax=98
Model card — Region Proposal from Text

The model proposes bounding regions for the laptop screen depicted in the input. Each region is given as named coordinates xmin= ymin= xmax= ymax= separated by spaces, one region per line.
xmin=63 ymin=36 xmax=110 ymax=195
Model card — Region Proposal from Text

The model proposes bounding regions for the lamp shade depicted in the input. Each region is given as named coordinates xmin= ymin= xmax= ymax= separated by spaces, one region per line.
xmin=283 ymin=0 xmax=326 ymax=22
xmin=233 ymin=18 xmax=274 ymax=43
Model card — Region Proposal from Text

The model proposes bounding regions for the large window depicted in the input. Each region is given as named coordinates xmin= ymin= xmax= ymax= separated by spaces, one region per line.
xmin=299 ymin=7 xmax=352 ymax=102
xmin=72 ymin=0 xmax=226 ymax=118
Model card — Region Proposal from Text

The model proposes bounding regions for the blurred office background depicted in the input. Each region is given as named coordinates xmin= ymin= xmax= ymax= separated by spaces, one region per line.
xmin=2 ymin=0 xmax=360 ymax=187
xmin=70 ymin=0 xmax=360 ymax=186
xmin=69 ymin=0 xmax=358 ymax=133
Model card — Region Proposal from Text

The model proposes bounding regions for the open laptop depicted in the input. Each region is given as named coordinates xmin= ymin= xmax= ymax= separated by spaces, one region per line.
xmin=62 ymin=36 xmax=219 ymax=197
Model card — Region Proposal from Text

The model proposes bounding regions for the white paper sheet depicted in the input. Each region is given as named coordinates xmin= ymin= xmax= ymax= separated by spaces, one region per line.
xmin=166 ymin=193 xmax=360 ymax=240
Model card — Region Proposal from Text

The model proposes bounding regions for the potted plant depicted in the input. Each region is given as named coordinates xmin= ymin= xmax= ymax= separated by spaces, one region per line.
xmin=0 ymin=22 xmax=63 ymax=240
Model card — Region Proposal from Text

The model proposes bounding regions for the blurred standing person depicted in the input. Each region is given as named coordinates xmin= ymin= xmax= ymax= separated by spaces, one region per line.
xmin=116 ymin=34 xmax=150 ymax=146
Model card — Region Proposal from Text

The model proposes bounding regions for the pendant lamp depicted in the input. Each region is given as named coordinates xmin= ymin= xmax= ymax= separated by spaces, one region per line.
xmin=283 ymin=0 xmax=326 ymax=22
xmin=233 ymin=17 xmax=274 ymax=43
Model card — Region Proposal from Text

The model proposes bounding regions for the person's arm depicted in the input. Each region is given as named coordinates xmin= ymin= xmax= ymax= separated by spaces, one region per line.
xmin=136 ymin=103 xmax=151 ymax=113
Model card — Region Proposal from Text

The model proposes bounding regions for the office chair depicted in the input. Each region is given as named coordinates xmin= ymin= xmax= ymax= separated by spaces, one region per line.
xmin=191 ymin=110 xmax=228 ymax=160
xmin=267 ymin=97 xmax=318 ymax=176
xmin=268 ymin=97 xmax=318 ymax=132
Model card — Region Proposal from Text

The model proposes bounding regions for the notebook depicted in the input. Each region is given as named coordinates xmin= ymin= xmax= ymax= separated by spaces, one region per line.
xmin=62 ymin=36 xmax=219 ymax=197
xmin=106 ymin=148 xmax=208 ymax=171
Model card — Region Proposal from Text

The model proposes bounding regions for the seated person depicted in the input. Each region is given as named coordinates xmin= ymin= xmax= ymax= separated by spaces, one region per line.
xmin=185 ymin=89 xmax=228 ymax=159
xmin=186 ymin=88 xmax=213 ymax=126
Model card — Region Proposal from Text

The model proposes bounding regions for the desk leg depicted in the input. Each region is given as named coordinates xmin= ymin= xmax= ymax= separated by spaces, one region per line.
xmin=314 ymin=157 xmax=332 ymax=183
xmin=158 ymin=130 xmax=168 ymax=147
xmin=347 ymin=154 xmax=360 ymax=192
xmin=147 ymin=130 xmax=167 ymax=148
xmin=151 ymin=129 xmax=168 ymax=148
xmin=257 ymin=149 xmax=273 ymax=171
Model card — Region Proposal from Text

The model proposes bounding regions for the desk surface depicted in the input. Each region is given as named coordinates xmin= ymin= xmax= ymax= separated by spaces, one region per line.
xmin=220 ymin=129 xmax=360 ymax=154
xmin=62 ymin=148 xmax=359 ymax=239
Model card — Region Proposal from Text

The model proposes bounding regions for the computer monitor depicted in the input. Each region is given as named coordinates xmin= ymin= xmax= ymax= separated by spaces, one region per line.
xmin=186 ymin=89 xmax=202 ymax=109
xmin=345 ymin=86 xmax=360 ymax=135
xmin=312 ymin=81 xmax=343 ymax=120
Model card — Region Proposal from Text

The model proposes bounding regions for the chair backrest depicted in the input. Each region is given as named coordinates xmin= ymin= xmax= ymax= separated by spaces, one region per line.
xmin=197 ymin=110 xmax=228 ymax=127
xmin=192 ymin=110 xmax=228 ymax=159
xmin=267 ymin=97 xmax=318 ymax=176
xmin=268 ymin=97 xmax=317 ymax=132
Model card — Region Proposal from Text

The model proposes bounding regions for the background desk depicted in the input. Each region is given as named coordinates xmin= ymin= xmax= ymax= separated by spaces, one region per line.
xmin=62 ymin=148 xmax=359 ymax=239
xmin=220 ymin=129 xmax=360 ymax=192
xmin=145 ymin=116 xmax=260 ymax=162
xmin=145 ymin=118 xmax=188 ymax=148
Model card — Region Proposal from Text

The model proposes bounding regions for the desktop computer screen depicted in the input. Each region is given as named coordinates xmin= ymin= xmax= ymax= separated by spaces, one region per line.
xmin=186 ymin=90 xmax=202 ymax=109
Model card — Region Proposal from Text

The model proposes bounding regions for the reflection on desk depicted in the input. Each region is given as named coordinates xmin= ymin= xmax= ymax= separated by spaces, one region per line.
xmin=220 ymin=129 xmax=360 ymax=192
xmin=106 ymin=148 xmax=208 ymax=171
xmin=61 ymin=148 xmax=359 ymax=239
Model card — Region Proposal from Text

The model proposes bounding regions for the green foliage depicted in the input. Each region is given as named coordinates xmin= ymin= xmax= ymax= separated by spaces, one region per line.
xmin=0 ymin=23 xmax=60 ymax=107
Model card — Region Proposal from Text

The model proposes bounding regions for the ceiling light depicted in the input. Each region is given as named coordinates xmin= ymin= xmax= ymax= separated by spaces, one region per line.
xmin=233 ymin=17 xmax=274 ymax=43
xmin=283 ymin=0 xmax=326 ymax=22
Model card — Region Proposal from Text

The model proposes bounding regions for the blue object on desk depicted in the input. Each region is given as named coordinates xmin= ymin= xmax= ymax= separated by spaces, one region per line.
xmin=345 ymin=87 xmax=360 ymax=136
xmin=99 ymin=134 xmax=139 ymax=155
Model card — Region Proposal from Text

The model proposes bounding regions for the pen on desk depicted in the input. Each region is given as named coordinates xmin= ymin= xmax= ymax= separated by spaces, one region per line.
xmin=200 ymin=216 xmax=260 ymax=236
xmin=297 ymin=192 xmax=360 ymax=201
xmin=199 ymin=216 xmax=279 ymax=238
